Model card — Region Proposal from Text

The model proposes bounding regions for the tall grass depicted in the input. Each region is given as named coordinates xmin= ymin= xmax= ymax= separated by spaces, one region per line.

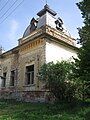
xmin=0 ymin=99 xmax=90 ymax=120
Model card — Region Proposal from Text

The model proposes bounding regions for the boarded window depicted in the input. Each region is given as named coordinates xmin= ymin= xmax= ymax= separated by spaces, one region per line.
xmin=25 ymin=65 xmax=34 ymax=85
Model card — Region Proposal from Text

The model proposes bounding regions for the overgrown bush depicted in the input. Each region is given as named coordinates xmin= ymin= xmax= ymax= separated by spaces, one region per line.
xmin=39 ymin=61 xmax=77 ymax=102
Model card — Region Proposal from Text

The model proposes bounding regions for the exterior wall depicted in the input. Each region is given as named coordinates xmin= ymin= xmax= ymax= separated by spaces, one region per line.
xmin=0 ymin=38 xmax=45 ymax=89
xmin=46 ymin=41 xmax=77 ymax=63
xmin=0 ymin=38 xmax=46 ymax=101
xmin=0 ymin=52 xmax=19 ymax=97
xmin=17 ymin=38 xmax=46 ymax=92
xmin=0 ymin=57 xmax=12 ymax=88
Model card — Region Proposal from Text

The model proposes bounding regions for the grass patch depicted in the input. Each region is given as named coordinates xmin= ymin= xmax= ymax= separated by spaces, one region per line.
xmin=0 ymin=99 xmax=90 ymax=120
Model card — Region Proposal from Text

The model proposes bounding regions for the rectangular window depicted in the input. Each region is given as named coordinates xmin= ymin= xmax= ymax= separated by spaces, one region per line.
xmin=25 ymin=65 xmax=34 ymax=85
xmin=2 ymin=72 xmax=7 ymax=87
xmin=10 ymin=70 xmax=15 ymax=86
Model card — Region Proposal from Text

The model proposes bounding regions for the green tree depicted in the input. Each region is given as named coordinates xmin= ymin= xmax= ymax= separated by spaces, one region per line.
xmin=74 ymin=0 xmax=90 ymax=100
xmin=39 ymin=61 xmax=77 ymax=102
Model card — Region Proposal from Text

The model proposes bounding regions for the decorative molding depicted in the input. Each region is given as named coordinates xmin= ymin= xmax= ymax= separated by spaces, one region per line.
xmin=45 ymin=25 xmax=75 ymax=46
xmin=20 ymin=39 xmax=44 ymax=52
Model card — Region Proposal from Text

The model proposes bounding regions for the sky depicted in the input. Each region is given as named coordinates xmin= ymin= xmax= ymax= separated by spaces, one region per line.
xmin=0 ymin=0 xmax=83 ymax=51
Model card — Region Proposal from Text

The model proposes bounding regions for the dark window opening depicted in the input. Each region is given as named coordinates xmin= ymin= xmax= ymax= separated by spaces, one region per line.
xmin=10 ymin=70 xmax=15 ymax=86
xmin=2 ymin=72 xmax=7 ymax=87
xmin=25 ymin=65 xmax=34 ymax=85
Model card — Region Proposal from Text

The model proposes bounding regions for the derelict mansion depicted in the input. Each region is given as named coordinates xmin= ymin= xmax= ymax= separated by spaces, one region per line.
xmin=0 ymin=5 xmax=78 ymax=101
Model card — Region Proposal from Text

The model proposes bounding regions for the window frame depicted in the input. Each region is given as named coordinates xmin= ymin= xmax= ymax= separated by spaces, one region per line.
xmin=25 ymin=64 xmax=34 ymax=85
xmin=1 ymin=72 xmax=7 ymax=87
xmin=10 ymin=70 xmax=15 ymax=86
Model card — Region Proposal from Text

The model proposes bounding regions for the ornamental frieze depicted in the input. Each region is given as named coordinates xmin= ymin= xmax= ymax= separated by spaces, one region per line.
xmin=20 ymin=39 xmax=44 ymax=52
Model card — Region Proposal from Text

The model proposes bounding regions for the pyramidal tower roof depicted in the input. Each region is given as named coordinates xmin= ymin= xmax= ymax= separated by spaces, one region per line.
xmin=37 ymin=4 xmax=57 ymax=17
